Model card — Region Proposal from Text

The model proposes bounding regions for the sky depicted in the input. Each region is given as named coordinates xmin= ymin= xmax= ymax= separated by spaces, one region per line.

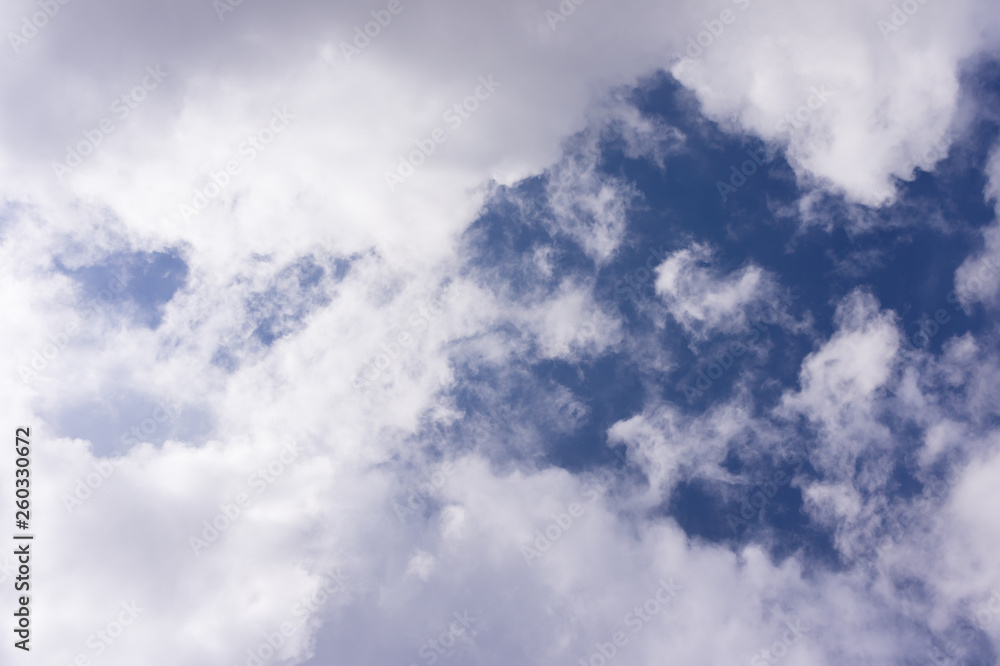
xmin=1 ymin=0 xmax=1000 ymax=664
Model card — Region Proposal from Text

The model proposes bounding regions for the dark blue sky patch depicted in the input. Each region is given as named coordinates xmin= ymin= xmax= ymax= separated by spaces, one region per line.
xmin=888 ymin=456 xmax=925 ymax=502
xmin=447 ymin=63 xmax=1000 ymax=567
xmin=664 ymin=478 xmax=729 ymax=542
xmin=664 ymin=320 xmax=814 ymax=416
xmin=461 ymin=180 xmax=598 ymax=305
xmin=529 ymin=354 xmax=646 ymax=473
xmin=661 ymin=471 xmax=840 ymax=570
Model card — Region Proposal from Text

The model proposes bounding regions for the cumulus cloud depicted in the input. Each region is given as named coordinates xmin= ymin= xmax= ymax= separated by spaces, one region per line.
xmin=779 ymin=289 xmax=900 ymax=446
xmin=672 ymin=0 xmax=1000 ymax=207
xmin=1 ymin=0 xmax=1000 ymax=663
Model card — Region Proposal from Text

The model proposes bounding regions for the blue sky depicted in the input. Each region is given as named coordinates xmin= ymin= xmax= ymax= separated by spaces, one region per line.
xmin=3 ymin=1 xmax=1000 ymax=665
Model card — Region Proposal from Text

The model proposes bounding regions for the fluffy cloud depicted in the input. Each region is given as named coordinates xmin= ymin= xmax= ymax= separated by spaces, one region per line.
xmin=779 ymin=289 xmax=900 ymax=448
xmin=672 ymin=0 xmax=1000 ymax=206
xmin=1 ymin=0 xmax=1000 ymax=663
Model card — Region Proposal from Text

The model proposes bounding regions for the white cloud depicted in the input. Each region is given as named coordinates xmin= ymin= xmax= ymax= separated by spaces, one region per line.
xmin=779 ymin=289 xmax=899 ymax=453
xmin=654 ymin=242 xmax=791 ymax=341
xmin=1 ymin=0 xmax=1000 ymax=663
xmin=520 ymin=284 xmax=623 ymax=361
xmin=672 ymin=0 xmax=1000 ymax=207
